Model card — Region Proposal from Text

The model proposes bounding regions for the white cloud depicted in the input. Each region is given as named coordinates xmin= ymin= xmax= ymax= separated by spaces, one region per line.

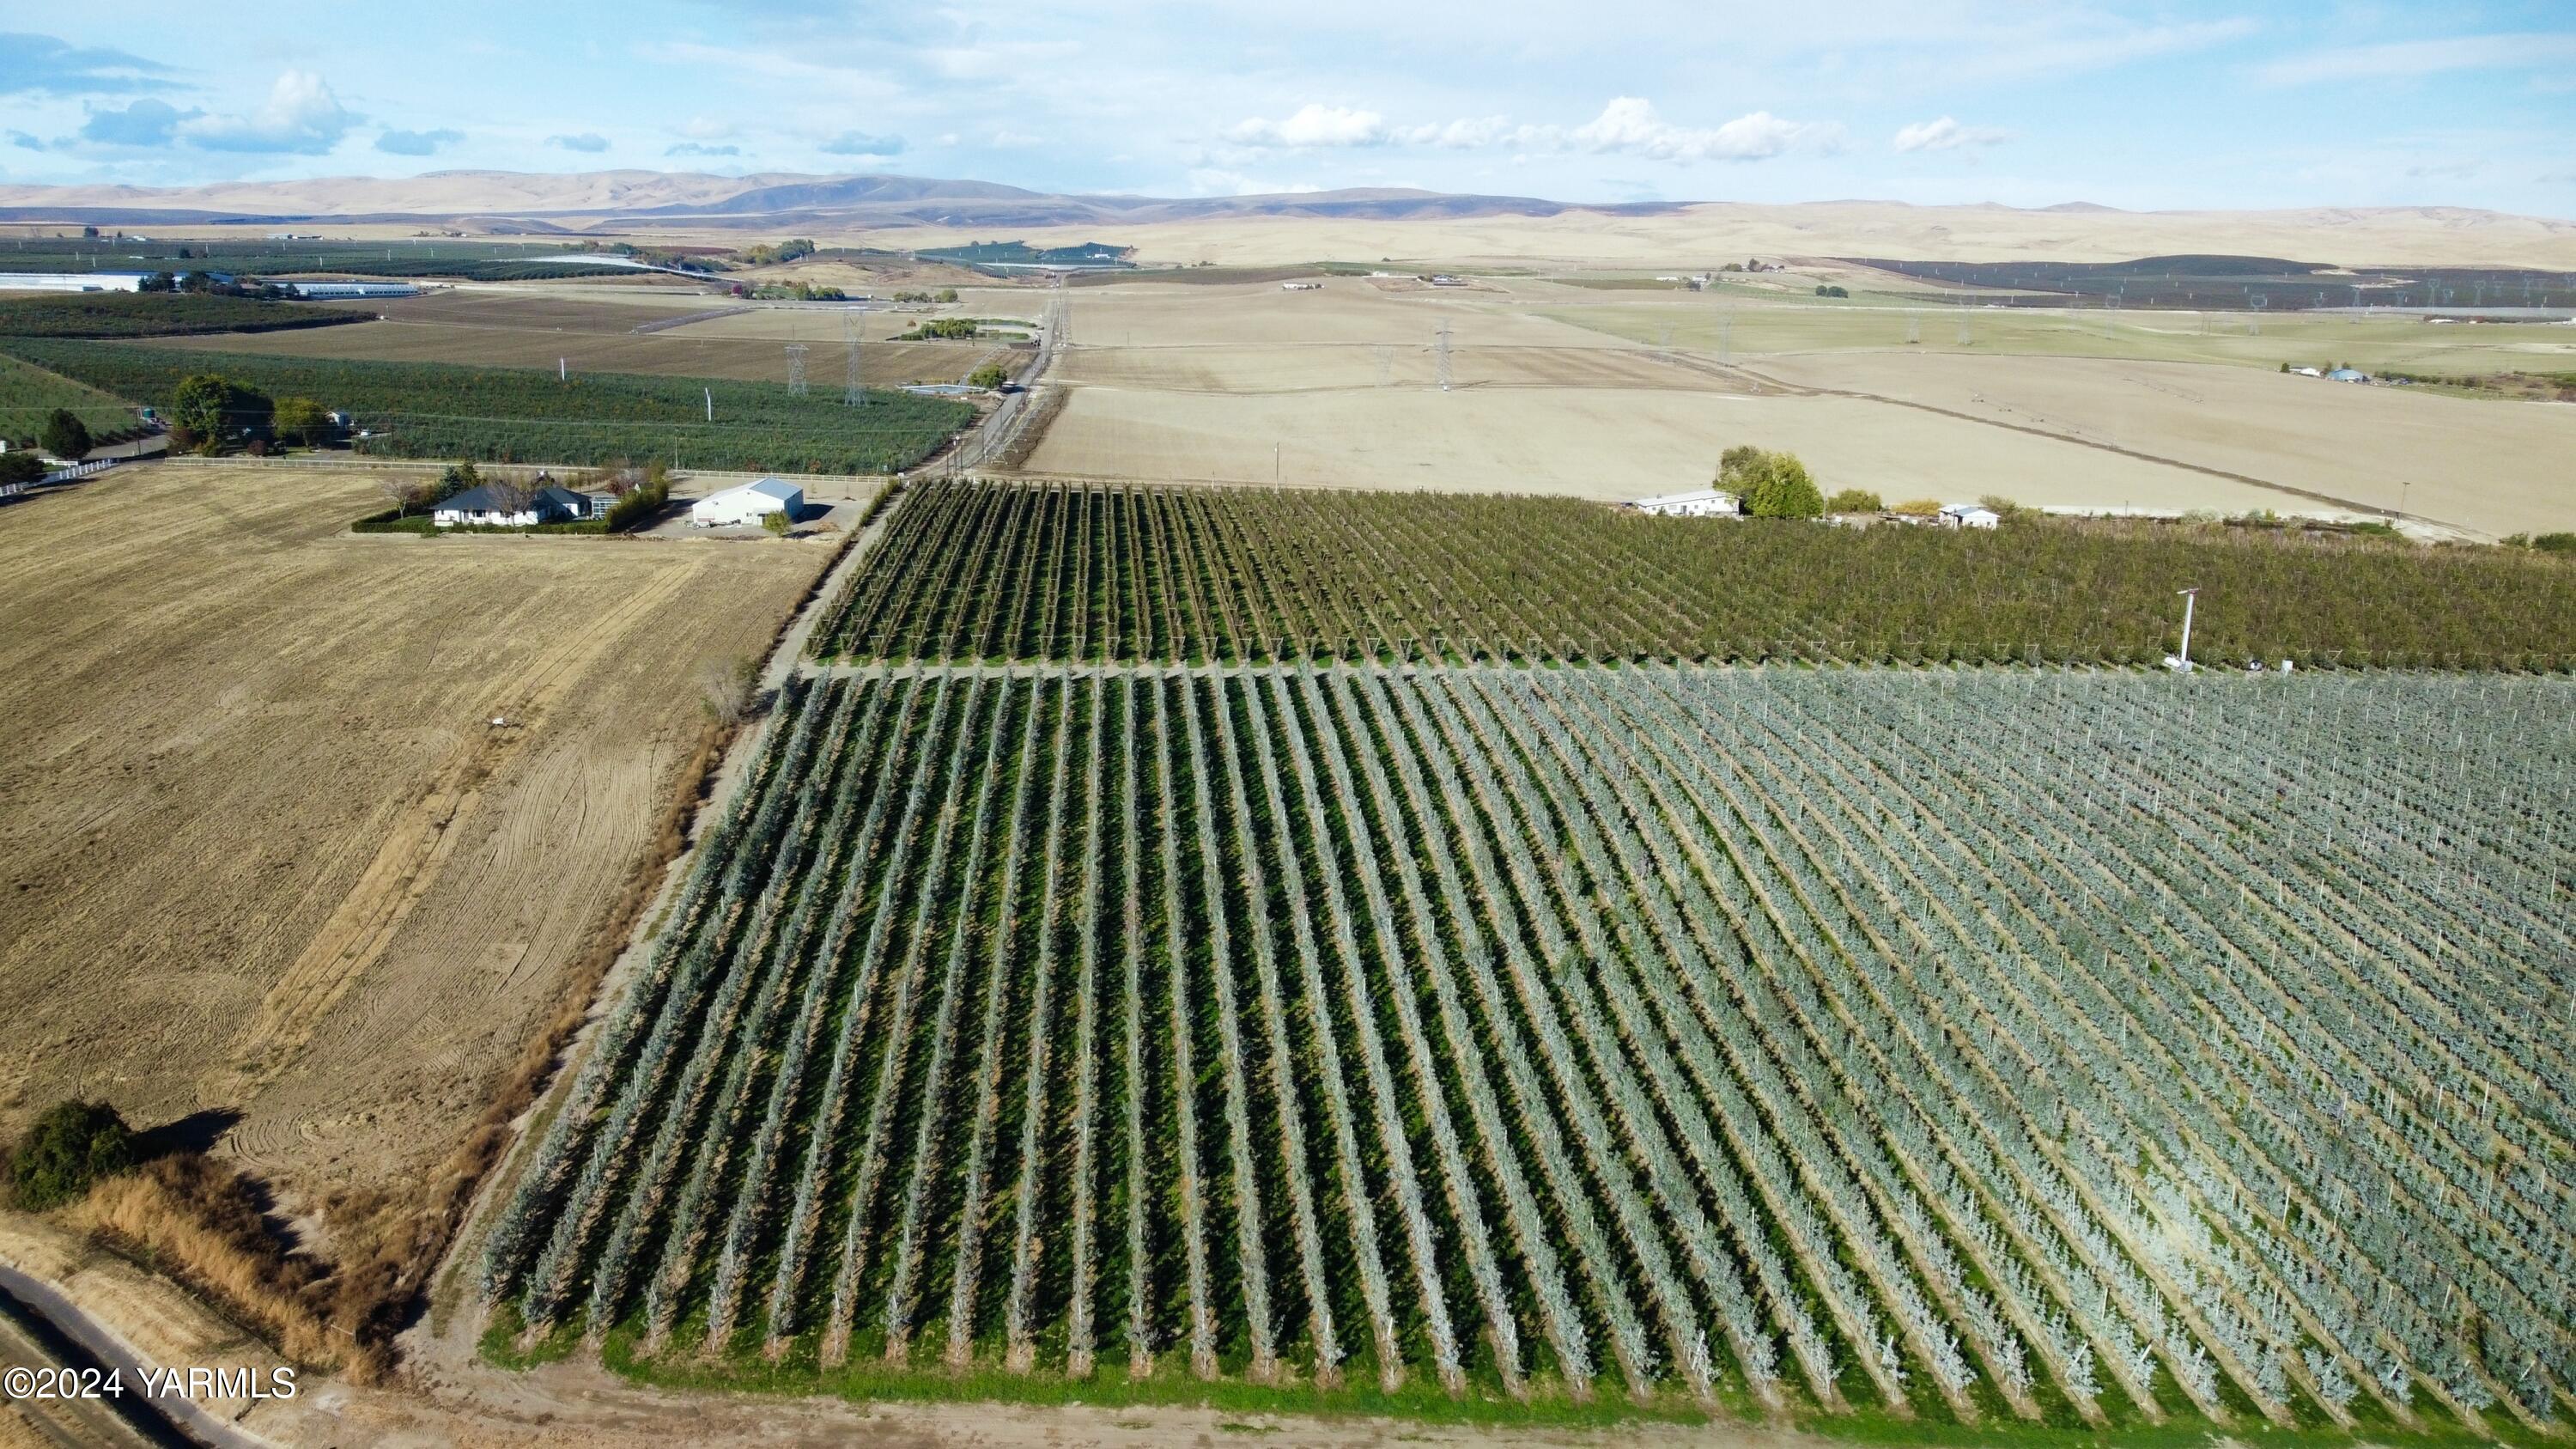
xmin=1399 ymin=116 xmax=1515 ymax=149
xmin=375 ymin=126 xmax=463 ymax=156
xmin=678 ymin=115 xmax=738 ymax=140
xmin=1564 ymin=98 xmax=1829 ymax=162
xmin=1893 ymin=116 xmax=2012 ymax=153
xmin=1226 ymin=104 xmax=1390 ymax=148
xmin=547 ymin=132 xmax=610 ymax=152
xmin=178 ymin=70 xmax=356 ymax=155
xmin=2258 ymin=32 xmax=2576 ymax=86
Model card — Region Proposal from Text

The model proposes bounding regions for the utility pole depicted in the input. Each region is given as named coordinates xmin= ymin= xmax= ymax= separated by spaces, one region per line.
xmin=2174 ymin=588 xmax=2200 ymax=673
xmin=1435 ymin=320 xmax=1453 ymax=392
xmin=559 ymin=356 xmax=567 ymax=381
xmin=1273 ymin=441 xmax=1282 ymax=483
xmin=705 ymin=387 xmax=714 ymax=422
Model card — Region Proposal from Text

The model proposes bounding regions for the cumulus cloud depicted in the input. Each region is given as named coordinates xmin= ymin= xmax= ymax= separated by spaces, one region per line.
xmin=375 ymin=126 xmax=463 ymax=155
xmin=0 ymin=33 xmax=173 ymax=96
xmin=1893 ymin=116 xmax=2013 ymax=153
xmin=547 ymin=132 xmax=611 ymax=152
xmin=821 ymin=130 xmax=905 ymax=155
xmin=80 ymin=97 xmax=196 ymax=148
xmin=666 ymin=142 xmax=739 ymax=156
xmin=1226 ymin=104 xmax=1390 ymax=148
xmin=1566 ymin=98 xmax=1830 ymax=162
xmin=179 ymin=70 xmax=356 ymax=154
xmin=678 ymin=115 xmax=737 ymax=140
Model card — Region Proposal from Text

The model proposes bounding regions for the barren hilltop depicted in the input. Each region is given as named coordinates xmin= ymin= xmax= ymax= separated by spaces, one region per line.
xmin=4 ymin=169 xmax=2573 ymax=267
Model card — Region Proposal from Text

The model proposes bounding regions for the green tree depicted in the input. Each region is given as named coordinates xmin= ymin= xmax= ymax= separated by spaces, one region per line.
xmin=969 ymin=362 xmax=1010 ymax=390
xmin=273 ymin=396 xmax=331 ymax=447
xmin=762 ymin=507 xmax=793 ymax=536
xmin=1715 ymin=445 xmax=1764 ymax=486
xmin=171 ymin=374 xmax=235 ymax=453
xmin=936 ymin=287 xmax=960 ymax=302
xmin=39 ymin=408 xmax=92 ymax=460
xmin=1743 ymin=452 xmax=1826 ymax=519
xmin=0 ymin=451 xmax=46 ymax=486
xmin=1826 ymin=488 xmax=1883 ymax=514
xmin=8 ymin=1100 xmax=138 ymax=1210
xmin=170 ymin=374 xmax=273 ymax=453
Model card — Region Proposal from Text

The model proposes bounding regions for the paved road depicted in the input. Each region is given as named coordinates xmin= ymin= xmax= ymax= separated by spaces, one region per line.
xmin=0 ymin=1284 xmax=191 ymax=1449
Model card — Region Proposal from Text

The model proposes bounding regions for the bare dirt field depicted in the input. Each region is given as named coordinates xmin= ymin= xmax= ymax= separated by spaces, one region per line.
xmin=1020 ymin=381 xmax=2326 ymax=516
xmin=1002 ymin=274 xmax=2573 ymax=534
xmin=0 ymin=460 xmax=825 ymax=1210
xmin=1744 ymin=351 xmax=2576 ymax=536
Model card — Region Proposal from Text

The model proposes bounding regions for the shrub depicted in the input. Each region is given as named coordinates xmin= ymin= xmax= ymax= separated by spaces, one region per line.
xmin=2534 ymin=532 xmax=2576 ymax=555
xmin=1814 ymin=284 xmax=1849 ymax=298
xmin=0 ymin=451 xmax=44 ymax=486
xmin=1891 ymin=498 xmax=1942 ymax=517
xmin=39 ymin=407 xmax=91 ymax=460
xmin=1827 ymin=488 xmax=1884 ymax=514
xmin=9 ymin=1100 xmax=138 ymax=1209
xmin=969 ymin=362 xmax=1010 ymax=390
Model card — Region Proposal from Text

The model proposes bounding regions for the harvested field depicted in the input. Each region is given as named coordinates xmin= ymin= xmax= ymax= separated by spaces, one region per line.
xmin=1020 ymin=384 xmax=2324 ymax=514
xmin=0 ymin=460 xmax=827 ymax=1208
xmin=1536 ymin=291 xmax=2576 ymax=379
xmin=1741 ymin=352 xmax=2576 ymax=538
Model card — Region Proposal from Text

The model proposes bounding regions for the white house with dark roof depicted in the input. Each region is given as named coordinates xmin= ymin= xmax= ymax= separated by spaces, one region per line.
xmin=433 ymin=482 xmax=598 ymax=527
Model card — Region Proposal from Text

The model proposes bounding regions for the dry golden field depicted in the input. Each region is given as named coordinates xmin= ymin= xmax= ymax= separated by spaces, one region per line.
xmin=0 ymin=461 xmax=825 ymax=1203
xmin=1008 ymin=273 xmax=2576 ymax=534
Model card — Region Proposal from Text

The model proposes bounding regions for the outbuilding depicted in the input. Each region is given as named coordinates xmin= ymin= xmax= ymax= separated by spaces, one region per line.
xmin=1938 ymin=502 xmax=2002 ymax=530
xmin=1625 ymin=487 xmax=1739 ymax=518
xmin=690 ymin=477 xmax=803 ymax=527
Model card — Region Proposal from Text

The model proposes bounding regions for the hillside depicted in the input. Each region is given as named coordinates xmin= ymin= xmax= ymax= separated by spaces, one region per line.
xmin=3 ymin=171 xmax=2573 ymax=267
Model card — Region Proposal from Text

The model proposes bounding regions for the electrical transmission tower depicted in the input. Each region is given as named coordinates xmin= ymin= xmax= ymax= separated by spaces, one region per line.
xmin=1434 ymin=320 xmax=1453 ymax=392
xmin=843 ymin=309 xmax=865 ymax=405
xmin=786 ymin=344 xmax=809 ymax=395
xmin=1905 ymin=310 xmax=1922 ymax=344
xmin=1375 ymin=344 xmax=1391 ymax=387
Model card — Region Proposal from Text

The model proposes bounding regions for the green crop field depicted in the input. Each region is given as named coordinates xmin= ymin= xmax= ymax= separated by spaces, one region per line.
xmin=482 ymin=655 xmax=2574 ymax=1431
xmin=0 ymin=292 xmax=369 ymax=339
xmin=479 ymin=478 xmax=2574 ymax=1438
xmin=0 ymin=340 xmax=976 ymax=474
xmin=0 ymin=236 xmax=687 ymax=281
xmin=811 ymin=479 xmax=2576 ymax=670
xmin=0 ymin=353 xmax=135 ymax=441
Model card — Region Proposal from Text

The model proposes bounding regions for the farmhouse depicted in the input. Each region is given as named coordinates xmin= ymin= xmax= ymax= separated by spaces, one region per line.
xmin=690 ymin=477 xmax=803 ymax=527
xmin=1939 ymin=502 xmax=2002 ymax=529
xmin=1626 ymin=487 xmax=1739 ymax=518
xmin=433 ymin=482 xmax=598 ymax=527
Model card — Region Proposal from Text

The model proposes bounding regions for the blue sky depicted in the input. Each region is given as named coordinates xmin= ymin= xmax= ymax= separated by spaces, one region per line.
xmin=4 ymin=1 xmax=2573 ymax=214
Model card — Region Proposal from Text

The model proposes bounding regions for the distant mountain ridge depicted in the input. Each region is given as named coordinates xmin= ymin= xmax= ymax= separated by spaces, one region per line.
xmin=0 ymin=170 xmax=1686 ymax=228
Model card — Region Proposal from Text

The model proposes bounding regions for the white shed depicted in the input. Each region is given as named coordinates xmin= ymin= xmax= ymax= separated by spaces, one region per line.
xmin=690 ymin=477 xmax=803 ymax=527
xmin=1938 ymin=502 xmax=2002 ymax=530
xmin=1626 ymin=488 xmax=1739 ymax=518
